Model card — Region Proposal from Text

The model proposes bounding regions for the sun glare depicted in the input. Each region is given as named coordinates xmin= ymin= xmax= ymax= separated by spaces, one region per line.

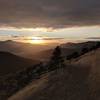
xmin=29 ymin=37 xmax=46 ymax=45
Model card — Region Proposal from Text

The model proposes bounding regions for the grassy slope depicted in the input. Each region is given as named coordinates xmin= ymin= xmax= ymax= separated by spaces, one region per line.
xmin=9 ymin=48 xmax=100 ymax=100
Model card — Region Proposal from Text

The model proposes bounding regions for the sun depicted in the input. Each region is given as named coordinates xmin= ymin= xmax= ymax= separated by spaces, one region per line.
xmin=29 ymin=37 xmax=46 ymax=45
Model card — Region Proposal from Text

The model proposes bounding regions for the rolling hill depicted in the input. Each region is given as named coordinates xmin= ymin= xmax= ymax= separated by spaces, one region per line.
xmin=8 ymin=48 xmax=100 ymax=100
xmin=0 ymin=51 xmax=37 ymax=76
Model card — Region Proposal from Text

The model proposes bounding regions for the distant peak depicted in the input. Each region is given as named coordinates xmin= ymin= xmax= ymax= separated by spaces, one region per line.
xmin=5 ymin=40 xmax=14 ymax=43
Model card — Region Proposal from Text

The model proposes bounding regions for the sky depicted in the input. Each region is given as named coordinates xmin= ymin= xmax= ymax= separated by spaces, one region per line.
xmin=0 ymin=0 xmax=100 ymax=44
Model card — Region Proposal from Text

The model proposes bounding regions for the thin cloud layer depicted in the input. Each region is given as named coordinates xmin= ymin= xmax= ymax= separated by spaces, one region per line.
xmin=0 ymin=0 xmax=100 ymax=28
xmin=12 ymin=36 xmax=64 ymax=41
xmin=87 ymin=37 xmax=100 ymax=40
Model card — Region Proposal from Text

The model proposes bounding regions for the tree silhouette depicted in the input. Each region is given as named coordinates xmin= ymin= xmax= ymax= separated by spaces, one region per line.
xmin=67 ymin=51 xmax=79 ymax=60
xmin=81 ymin=47 xmax=89 ymax=55
xmin=49 ymin=46 xmax=64 ymax=71
xmin=72 ymin=52 xmax=79 ymax=58
xmin=89 ymin=45 xmax=98 ymax=51
xmin=96 ymin=42 xmax=100 ymax=48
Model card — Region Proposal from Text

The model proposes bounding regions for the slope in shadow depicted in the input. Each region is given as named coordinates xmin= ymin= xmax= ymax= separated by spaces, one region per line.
xmin=0 ymin=51 xmax=35 ymax=76
xmin=8 ymin=64 xmax=91 ymax=100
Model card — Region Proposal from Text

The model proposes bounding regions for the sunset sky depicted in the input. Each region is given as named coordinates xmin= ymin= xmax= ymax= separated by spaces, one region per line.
xmin=0 ymin=0 xmax=100 ymax=44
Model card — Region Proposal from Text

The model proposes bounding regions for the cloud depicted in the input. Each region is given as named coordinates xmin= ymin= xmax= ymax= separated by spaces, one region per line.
xmin=40 ymin=37 xmax=64 ymax=40
xmin=10 ymin=35 xmax=64 ymax=42
xmin=13 ymin=37 xmax=64 ymax=41
xmin=0 ymin=0 xmax=100 ymax=28
xmin=87 ymin=37 xmax=100 ymax=40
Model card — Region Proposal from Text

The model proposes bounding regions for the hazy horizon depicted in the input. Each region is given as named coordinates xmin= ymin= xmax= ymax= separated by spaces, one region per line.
xmin=0 ymin=26 xmax=100 ymax=45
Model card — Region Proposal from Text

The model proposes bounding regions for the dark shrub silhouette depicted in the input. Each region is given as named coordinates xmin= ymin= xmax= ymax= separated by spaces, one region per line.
xmin=89 ymin=45 xmax=98 ymax=51
xmin=95 ymin=42 xmax=100 ymax=48
xmin=81 ymin=47 xmax=89 ymax=55
xmin=49 ymin=46 xmax=64 ymax=70
xmin=71 ymin=52 xmax=79 ymax=58
xmin=67 ymin=51 xmax=79 ymax=60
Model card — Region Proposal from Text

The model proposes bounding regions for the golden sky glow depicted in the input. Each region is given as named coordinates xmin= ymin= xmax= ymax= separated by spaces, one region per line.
xmin=27 ymin=37 xmax=46 ymax=45
xmin=0 ymin=26 xmax=100 ymax=44
xmin=22 ymin=36 xmax=63 ymax=45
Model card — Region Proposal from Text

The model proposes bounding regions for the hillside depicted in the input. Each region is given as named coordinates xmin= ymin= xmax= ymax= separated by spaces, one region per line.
xmin=8 ymin=65 xmax=89 ymax=100
xmin=32 ymin=47 xmax=75 ymax=61
xmin=73 ymin=48 xmax=100 ymax=100
xmin=61 ymin=41 xmax=98 ymax=49
xmin=9 ymin=48 xmax=100 ymax=100
xmin=0 ymin=51 xmax=36 ymax=76
xmin=32 ymin=41 xmax=100 ymax=61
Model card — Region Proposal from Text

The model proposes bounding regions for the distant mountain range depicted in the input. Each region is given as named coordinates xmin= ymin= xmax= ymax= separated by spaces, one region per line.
xmin=0 ymin=40 xmax=57 ymax=60
xmin=0 ymin=40 xmax=99 ymax=61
